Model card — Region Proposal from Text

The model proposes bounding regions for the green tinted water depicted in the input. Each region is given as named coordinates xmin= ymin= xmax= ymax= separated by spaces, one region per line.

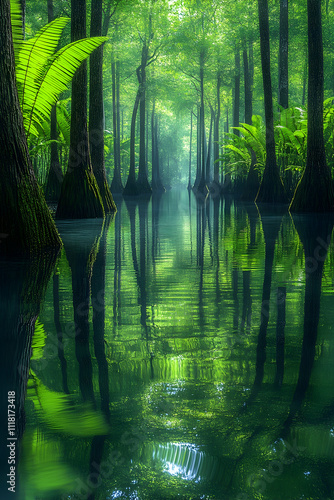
xmin=19 ymin=191 xmax=334 ymax=499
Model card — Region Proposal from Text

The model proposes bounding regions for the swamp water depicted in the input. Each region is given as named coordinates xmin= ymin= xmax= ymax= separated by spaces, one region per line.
xmin=2 ymin=190 xmax=334 ymax=500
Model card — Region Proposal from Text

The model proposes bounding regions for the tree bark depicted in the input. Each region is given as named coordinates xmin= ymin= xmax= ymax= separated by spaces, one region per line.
xmin=255 ymin=0 xmax=287 ymax=203
xmin=0 ymin=0 xmax=61 ymax=254
xmin=233 ymin=48 xmax=240 ymax=136
xmin=123 ymin=89 xmax=140 ymax=196
xmin=56 ymin=0 xmax=105 ymax=218
xmin=136 ymin=43 xmax=152 ymax=194
xmin=89 ymin=0 xmax=116 ymax=212
xmin=188 ymin=111 xmax=193 ymax=190
xmin=213 ymin=73 xmax=221 ymax=188
xmin=278 ymin=0 xmax=289 ymax=109
xmin=290 ymin=0 xmax=334 ymax=212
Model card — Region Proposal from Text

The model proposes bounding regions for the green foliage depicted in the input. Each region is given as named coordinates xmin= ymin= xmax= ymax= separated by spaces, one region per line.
xmin=10 ymin=0 xmax=107 ymax=140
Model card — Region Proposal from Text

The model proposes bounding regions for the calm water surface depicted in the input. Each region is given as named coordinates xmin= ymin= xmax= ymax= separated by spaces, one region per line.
xmin=7 ymin=191 xmax=334 ymax=499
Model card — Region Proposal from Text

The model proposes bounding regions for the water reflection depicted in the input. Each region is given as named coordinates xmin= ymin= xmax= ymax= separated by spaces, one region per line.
xmin=2 ymin=191 xmax=333 ymax=499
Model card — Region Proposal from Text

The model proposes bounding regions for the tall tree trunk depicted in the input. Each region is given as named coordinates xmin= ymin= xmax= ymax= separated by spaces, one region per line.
xmin=278 ymin=0 xmax=289 ymax=109
xmin=56 ymin=0 xmax=105 ymax=218
xmin=233 ymin=48 xmax=240 ymax=136
xmin=243 ymin=47 xmax=252 ymax=124
xmin=151 ymin=102 xmax=164 ymax=192
xmin=0 ymin=0 xmax=61 ymax=254
xmin=44 ymin=0 xmax=63 ymax=202
xmin=110 ymin=53 xmax=123 ymax=194
xmin=255 ymin=0 xmax=288 ymax=203
xmin=290 ymin=0 xmax=334 ymax=212
xmin=123 ymin=90 xmax=140 ymax=196
xmin=188 ymin=110 xmax=193 ymax=190
xmin=213 ymin=73 xmax=221 ymax=189
xmin=206 ymin=111 xmax=213 ymax=185
xmin=89 ymin=0 xmax=116 ymax=212
xmin=136 ymin=43 xmax=151 ymax=194
xmin=197 ymin=51 xmax=208 ymax=195
xmin=193 ymin=105 xmax=201 ymax=190
xmin=241 ymin=44 xmax=259 ymax=201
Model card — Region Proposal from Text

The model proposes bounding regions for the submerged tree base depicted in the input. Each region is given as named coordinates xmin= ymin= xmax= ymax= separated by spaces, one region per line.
xmin=110 ymin=174 xmax=124 ymax=196
xmin=94 ymin=169 xmax=116 ymax=213
xmin=123 ymin=176 xmax=139 ymax=197
xmin=255 ymin=164 xmax=288 ymax=204
xmin=56 ymin=168 xmax=105 ymax=219
xmin=44 ymin=162 xmax=63 ymax=202
xmin=289 ymin=165 xmax=334 ymax=213
xmin=137 ymin=176 xmax=152 ymax=195
xmin=241 ymin=164 xmax=260 ymax=201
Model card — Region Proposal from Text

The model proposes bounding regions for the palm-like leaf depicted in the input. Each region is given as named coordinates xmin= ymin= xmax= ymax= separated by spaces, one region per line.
xmin=10 ymin=0 xmax=108 ymax=140
xmin=10 ymin=0 xmax=23 ymax=61
xmin=26 ymin=37 xmax=107 ymax=136
xmin=15 ymin=18 xmax=70 ymax=120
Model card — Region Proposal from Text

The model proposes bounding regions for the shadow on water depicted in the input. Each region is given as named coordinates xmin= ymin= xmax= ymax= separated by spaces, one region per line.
xmin=0 ymin=251 xmax=59 ymax=499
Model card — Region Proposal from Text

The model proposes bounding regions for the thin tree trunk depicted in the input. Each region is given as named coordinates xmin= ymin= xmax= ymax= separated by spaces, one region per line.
xmin=278 ymin=0 xmax=289 ymax=109
xmin=213 ymin=73 xmax=221 ymax=188
xmin=136 ymin=43 xmax=151 ymax=194
xmin=110 ymin=53 xmax=123 ymax=193
xmin=290 ymin=0 xmax=334 ymax=212
xmin=188 ymin=111 xmax=193 ymax=190
xmin=89 ymin=0 xmax=116 ymax=212
xmin=197 ymin=50 xmax=208 ymax=195
xmin=123 ymin=89 xmax=140 ymax=196
xmin=44 ymin=0 xmax=63 ymax=202
xmin=233 ymin=48 xmax=240 ymax=136
xmin=255 ymin=0 xmax=287 ymax=203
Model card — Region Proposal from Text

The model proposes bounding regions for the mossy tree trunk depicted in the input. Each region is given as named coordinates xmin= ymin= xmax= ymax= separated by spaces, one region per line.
xmin=56 ymin=0 xmax=104 ymax=219
xmin=89 ymin=0 xmax=116 ymax=213
xmin=289 ymin=0 xmax=334 ymax=212
xmin=255 ymin=0 xmax=288 ymax=204
xmin=0 ymin=0 xmax=61 ymax=255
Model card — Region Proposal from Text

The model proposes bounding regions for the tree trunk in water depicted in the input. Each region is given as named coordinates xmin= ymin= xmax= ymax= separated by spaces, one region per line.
xmin=56 ymin=0 xmax=105 ymax=219
xmin=0 ymin=0 xmax=61 ymax=254
xmin=44 ymin=0 xmax=63 ymax=202
xmin=255 ymin=0 xmax=288 ymax=203
xmin=290 ymin=0 xmax=334 ymax=212
xmin=278 ymin=0 xmax=289 ymax=109
xmin=136 ymin=44 xmax=151 ymax=195
xmin=205 ymin=111 xmax=213 ymax=185
xmin=212 ymin=73 xmax=221 ymax=191
xmin=89 ymin=0 xmax=116 ymax=212
xmin=193 ymin=105 xmax=201 ymax=190
xmin=233 ymin=48 xmax=240 ymax=136
xmin=123 ymin=89 xmax=140 ymax=196
xmin=110 ymin=56 xmax=123 ymax=194
xmin=242 ymin=45 xmax=260 ymax=201
xmin=197 ymin=51 xmax=208 ymax=196
xmin=188 ymin=111 xmax=193 ymax=190
xmin=151 ymin=103 xmax=164 ymax=192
